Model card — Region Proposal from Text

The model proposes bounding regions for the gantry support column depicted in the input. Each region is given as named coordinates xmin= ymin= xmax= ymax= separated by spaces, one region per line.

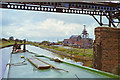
xmin=93 ymin=27 xmax=120 ymax=75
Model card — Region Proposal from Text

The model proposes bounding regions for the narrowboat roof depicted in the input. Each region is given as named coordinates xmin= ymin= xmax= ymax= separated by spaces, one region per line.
xmin=3 ymin=50 xmax=120 ymax=78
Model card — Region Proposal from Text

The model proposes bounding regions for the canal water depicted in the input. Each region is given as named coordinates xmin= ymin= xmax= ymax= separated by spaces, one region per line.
xmin=53 ymin=45 xmax=72 ymax=49
xmin=27 ymin=45 xmax=83 ymax=65
xmin=1 ymin=45 xmax=83 ymax=79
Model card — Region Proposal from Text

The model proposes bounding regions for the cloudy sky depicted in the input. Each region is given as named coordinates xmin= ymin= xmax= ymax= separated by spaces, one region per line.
xmin=1 ymin=8 xmax=107 ymax=42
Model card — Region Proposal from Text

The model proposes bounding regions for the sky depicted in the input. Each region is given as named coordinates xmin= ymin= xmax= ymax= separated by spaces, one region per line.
xmin=1 ymin=8 xmax=118 ymax=42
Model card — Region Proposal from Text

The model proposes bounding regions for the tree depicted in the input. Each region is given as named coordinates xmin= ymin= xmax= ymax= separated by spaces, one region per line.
xmin=57 ymin=41 xmax=62 ymax=44
xmin=2 ymin=38 xmax=8 ymax=41
xmin=41 ymin=41 xmax=50 ymax=45
xmin=15 ymin=39 xmax=19 ymax=42
xmin=19 ymin=40 xmax=23 ymax=43
xmin=9 ymin=36 xmax=14 ymax=40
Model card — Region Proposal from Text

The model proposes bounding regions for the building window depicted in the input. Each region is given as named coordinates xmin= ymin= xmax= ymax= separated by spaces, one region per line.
xmin=67 ymin=41 xmax=68 ymax=43
xmin=76 ymin=39 xmax=78 ymax=41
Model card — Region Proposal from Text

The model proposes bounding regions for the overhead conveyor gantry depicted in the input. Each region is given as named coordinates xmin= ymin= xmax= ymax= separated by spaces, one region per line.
xmin=0 ymin=2 xmax=120 ymax=27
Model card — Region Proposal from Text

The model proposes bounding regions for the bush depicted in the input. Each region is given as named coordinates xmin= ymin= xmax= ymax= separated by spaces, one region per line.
xmin=2 ymin=38 xmax=8 ymax=41
xmin=9 ymin=36 xmax=14 ymax=40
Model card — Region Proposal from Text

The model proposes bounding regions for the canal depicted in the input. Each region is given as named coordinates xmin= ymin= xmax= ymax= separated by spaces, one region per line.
xmin=27 ymin=45 xmax=83 ymax=65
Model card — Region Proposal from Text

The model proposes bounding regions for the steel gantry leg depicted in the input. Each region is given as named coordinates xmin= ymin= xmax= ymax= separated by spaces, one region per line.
xmin=104 ymin=12 xmax=116 ymax=27
xmin=92 ymin=11 xmax=118 ymax=27
xmin=109 ymin=12 xmax=112 ymax=27
xmin=92 ymin=15 xmax=102 ymax=26
xmin=100 ymin=15 xmax=103 ymax=26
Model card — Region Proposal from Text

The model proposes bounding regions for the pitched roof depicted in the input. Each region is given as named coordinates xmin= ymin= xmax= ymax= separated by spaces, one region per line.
xmin=70 ymin=35 xmax=81 ymax=39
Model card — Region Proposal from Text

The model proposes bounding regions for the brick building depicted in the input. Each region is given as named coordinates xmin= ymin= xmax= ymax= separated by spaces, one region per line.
xmin=63 ymin=26 xmax=93 ymax=48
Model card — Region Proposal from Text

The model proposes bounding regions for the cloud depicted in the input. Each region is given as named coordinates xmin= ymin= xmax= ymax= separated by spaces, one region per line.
xmin=2 ymin=18 xmax=97 ymax=41
xmin=1 ymin=9 xmax=98 ymax=42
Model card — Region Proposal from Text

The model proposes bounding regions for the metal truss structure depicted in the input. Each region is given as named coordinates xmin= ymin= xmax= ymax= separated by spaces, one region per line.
xmin=0 ymin=2 xmax=120 ymax=27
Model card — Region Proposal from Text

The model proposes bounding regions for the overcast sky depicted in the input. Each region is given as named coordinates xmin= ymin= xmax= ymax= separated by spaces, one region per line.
xmin=0 ymin=8 xmax=107 ymax=42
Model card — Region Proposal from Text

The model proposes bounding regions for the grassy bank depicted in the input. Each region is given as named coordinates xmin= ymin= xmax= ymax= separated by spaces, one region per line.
xmin=0 ymin=40 xmax=15 ymax=48
xmin=40 ymin=45 xmax=93 ymax=58
xmin=0 ymin=40 xmax=24 ymax=48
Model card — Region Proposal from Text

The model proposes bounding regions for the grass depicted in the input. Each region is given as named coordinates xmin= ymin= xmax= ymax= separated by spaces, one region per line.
xmin=0 ymin=40 xmax=14 ymax=47
xmin=0 ymin=40 xmax=24 ymax=48
xmin=39 ymin=44 xmax=93 ymax=58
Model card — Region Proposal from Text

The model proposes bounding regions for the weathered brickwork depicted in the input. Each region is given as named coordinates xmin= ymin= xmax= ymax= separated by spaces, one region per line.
xmin=93 ymin=27 xmax=120 ymax=75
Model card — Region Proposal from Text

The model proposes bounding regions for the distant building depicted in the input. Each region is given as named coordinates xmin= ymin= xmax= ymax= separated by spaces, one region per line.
xmin=62 ymin=26 xmax=93 ymax=48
